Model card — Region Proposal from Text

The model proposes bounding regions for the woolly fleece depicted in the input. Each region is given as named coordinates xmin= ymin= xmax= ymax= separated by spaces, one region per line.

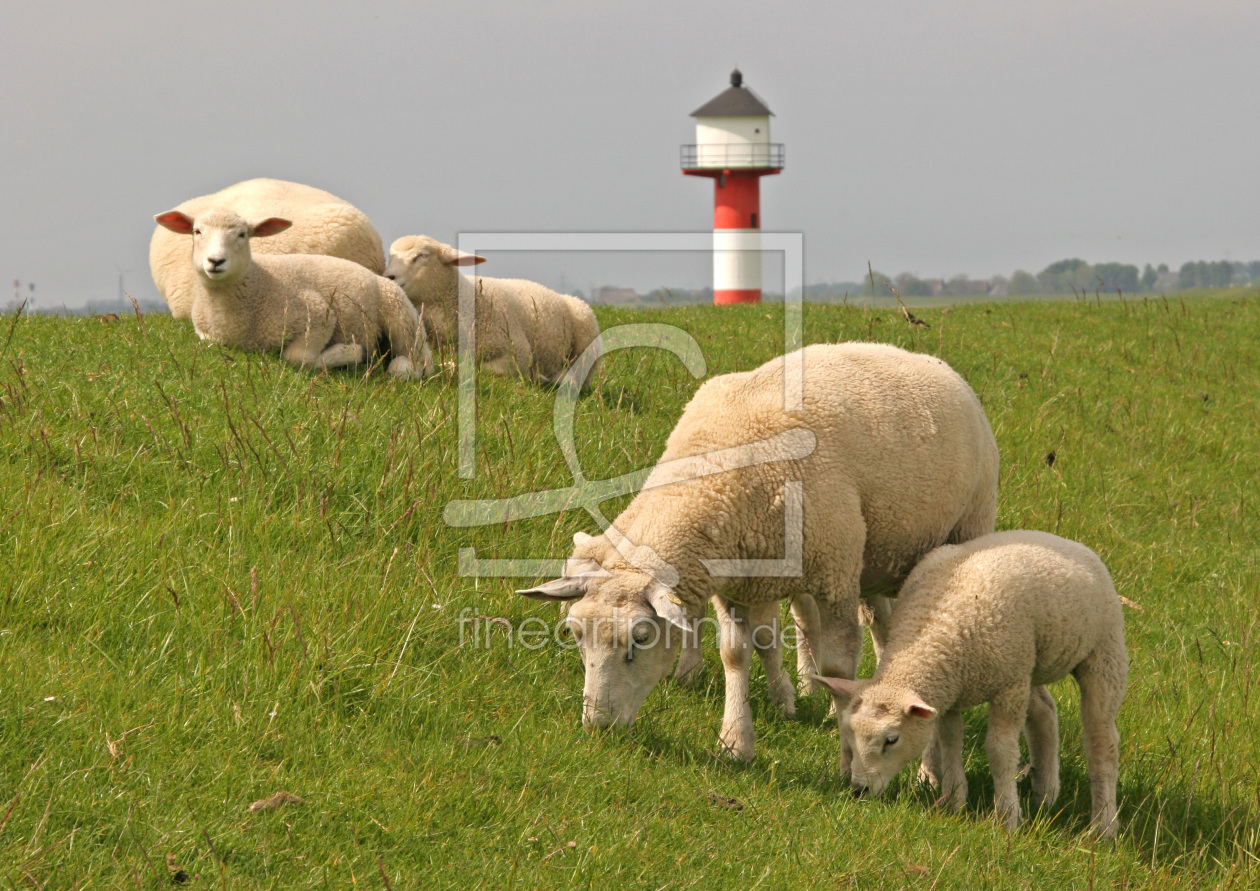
xmin=151 ymin=178 xmax=384 ymax=318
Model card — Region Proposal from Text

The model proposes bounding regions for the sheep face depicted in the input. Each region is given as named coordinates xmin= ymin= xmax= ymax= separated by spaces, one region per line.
xmin=385 ymin=236 xmax=485 ymax=300
xmin=154 ymin=208 xmax=292 ymax=285
xmin=839 ymin=686 xmax=938 ymax=796
xmin=518 ymin=567 xmax=688 ymax=730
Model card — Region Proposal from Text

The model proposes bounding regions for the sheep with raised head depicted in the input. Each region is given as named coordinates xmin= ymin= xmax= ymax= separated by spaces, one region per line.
xmin=517 ymin=342 xmax=999 ymax=762
xmin=383 ymin=236 xmax=601 ymax=388
xmin=151 ymin=178 xmax=385 ymax=319
xmin=154 ymin=208 xmax=431 ymax=379
xmin=815 ymin=530 xmax=1128 ymax=838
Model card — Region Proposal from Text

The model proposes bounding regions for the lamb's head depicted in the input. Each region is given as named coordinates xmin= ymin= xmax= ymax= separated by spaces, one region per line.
xmin=155 ymin=208 xmax=291 ymax=285
xmin=815 ymin=676 xmax=938 ymax=796
xmin=517 ymin=533 xmax=689 ymax=730
xmin=384 ymin=235 xmax=485 ymax=300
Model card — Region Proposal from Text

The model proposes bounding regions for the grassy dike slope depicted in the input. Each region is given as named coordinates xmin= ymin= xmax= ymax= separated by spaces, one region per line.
xmin=0 ymin=292 xmax=1257 ymax=888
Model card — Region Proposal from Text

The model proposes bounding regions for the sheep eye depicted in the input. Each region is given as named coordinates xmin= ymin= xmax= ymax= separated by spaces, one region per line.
xmin=193 ymin=228 xmax=201 ymax=236
xmin=884 ymin=734 xmax=899 ymax=749
xmin=632 ymin=623 xmax=652 ymax=645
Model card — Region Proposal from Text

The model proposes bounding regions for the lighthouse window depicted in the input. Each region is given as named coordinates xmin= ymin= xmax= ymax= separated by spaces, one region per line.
xmin=754 ymin=128 xmax=760 ymax=134
xmin=751 ymin=212 xmax=758 ymax=229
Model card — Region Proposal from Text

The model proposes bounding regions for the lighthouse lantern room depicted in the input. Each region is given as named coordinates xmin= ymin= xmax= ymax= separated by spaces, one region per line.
xmin=682 ymin=69 xmax=784 ymax=305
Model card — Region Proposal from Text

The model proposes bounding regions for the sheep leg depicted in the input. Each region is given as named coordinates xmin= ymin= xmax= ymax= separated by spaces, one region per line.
xmin=317 ymin=342 xmax=368 ymax=369
xmin=714 ymin=596 xmax=756 ymax=762
xmin=281 ymin=332 xmax=330 ymax=368
xmin=985 ymin=685 xmax=1031 ymax=831
xmin=918 ymin=723 xmax=944 ymax=789
xmin=749 ymin=601 xmax=795 ymax=719
xmin=481 ymin=354 xmax=521 ymax=379
xmin=673 ymin=601 xmax=705 ymax=687
xmin=1075 ymin=641 xmax=1126 ymax=839
xmin=1024 ymin=685 xmax=1060 ymax=808
xmin=812 ymin=595 xmax=863 ymax=719
xmin=934 ymin=708 xmax=968 ymax=811
xmin=789 ymin=594 xmax=821 ymax=694
xmin=860 ymin=593 xmax=894 ymax=665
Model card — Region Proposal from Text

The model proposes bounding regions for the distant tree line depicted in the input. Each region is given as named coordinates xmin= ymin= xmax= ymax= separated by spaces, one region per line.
xmin=801 ymin=257 xmax=1260 ymax=302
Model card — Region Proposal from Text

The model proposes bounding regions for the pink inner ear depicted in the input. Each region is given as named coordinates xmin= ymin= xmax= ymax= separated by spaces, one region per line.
xmin=451 ymin=255 xmax=487 ymax=266
xmin=904 ymin=696 xmax=937 ymax=719
xmin=252 ymin=217 xmax=293 ymax=238
xmin=155 ymin=211 xmax=194 ymax=234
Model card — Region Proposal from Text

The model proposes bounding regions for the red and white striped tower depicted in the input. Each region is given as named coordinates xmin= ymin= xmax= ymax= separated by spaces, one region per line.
xmin=682 ymin=69 xmax=783 ymax=305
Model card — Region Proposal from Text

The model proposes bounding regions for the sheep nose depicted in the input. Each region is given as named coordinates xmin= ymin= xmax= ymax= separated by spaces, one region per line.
xmin=207 ymin=257 xmax=225 ymax=270
xmin=851 ymin=785 xmax=869 ymax=799
xmin=385 ymin=273 xmax=396 ymax=281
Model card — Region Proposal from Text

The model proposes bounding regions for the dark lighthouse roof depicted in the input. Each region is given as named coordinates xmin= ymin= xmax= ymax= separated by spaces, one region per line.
xmin=690 ymin=69 xmax=774 ymax=117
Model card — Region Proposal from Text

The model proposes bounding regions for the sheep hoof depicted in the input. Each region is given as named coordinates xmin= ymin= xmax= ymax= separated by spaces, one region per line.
xmin=388 ymin=356 xmax=422 ymax=380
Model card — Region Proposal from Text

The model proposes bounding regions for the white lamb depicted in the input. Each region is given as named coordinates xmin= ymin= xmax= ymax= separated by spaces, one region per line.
xmin=154 ymin=208 xmax=432 ymax=379
xmin=151 ymin=178 xmax=385 ymax=319
xmin=383 ymin=236 xmax=601 ymax=388
xmin=815 ymin=530 xmax=1128 ymax=838
xmin=517 ymin=342 xmax=999 ymax=762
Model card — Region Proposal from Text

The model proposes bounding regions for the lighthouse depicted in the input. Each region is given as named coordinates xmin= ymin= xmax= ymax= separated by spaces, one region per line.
xmin=682 ymin=69 xmax=783 ymax=305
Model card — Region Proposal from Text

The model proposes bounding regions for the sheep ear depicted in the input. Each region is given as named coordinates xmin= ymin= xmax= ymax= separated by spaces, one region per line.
xmin=516 ymin=576 xmax=588 ymax=602
xmin=810 ymin=676 xmax=866 ymax=703
xmin=436 ymin=243 xmax=486 ymax=267
xmin=573 ymin=531 xmax=594 ymax=546
xmin=155 ymin=211 xmax=194 ymax=234
xmin=645 ymin=581 xmax=690 ymax=632
xmin=251 ymin=217 xmax=293 ymax=238
xmin=903 ymin=694 xmax=937 ymax=719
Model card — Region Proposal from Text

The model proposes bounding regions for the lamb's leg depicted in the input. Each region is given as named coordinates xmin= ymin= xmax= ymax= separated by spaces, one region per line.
xmin=673 ymin=601 xmax=705 ymax=687
xmin=935 ymin=708 xmax=968 ymax=811
xmin=1075 ymin=640 xmax=1127 ymax=839
xmin=790 ymin=594 xmax=821 ymax=695
xmin=1024 ymin=685 xmax=1061 ymax=808
xmin=985 ymin=685 xmax=1031 ymax=831
xmin=714 ymin=596 xmax=756 ymax=762
xmin=749 ymin=601 xmax=795 ymax=719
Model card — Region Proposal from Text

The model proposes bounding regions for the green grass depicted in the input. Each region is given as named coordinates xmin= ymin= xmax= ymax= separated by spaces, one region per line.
xmin=1 ymin=291 xmax=1258 ymax=888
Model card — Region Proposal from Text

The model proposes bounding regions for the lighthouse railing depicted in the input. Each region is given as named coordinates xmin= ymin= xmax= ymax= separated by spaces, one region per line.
xmin=680 ymin=143 xmax=784 ymax=170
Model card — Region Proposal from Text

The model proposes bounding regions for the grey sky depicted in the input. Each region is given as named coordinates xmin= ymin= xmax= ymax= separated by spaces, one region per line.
xmin=2 ymin=1 xmax=1257 ymax=307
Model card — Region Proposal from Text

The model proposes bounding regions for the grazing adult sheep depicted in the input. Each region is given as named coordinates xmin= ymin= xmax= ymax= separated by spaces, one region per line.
xmin=154 ymin=208 xmax=432 ymax=379
xmin=517 ymin=343 xmax=999 ymax=761
xmin=383 ymin=236 xmax=601 ymax=388
xmin=151 ymin=178 xmax=385 ymax=318
xmin=815 ymin=530 xmax=1128 ymax=838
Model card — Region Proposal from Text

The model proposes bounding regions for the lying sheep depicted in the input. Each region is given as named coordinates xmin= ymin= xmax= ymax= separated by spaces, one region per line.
xmin=384 ymin=236 xmax=601 ymax=388
xmin=518 ymin=342 xmax=999 ymax=762
xmin=151 ymin=178 xmax=385 ymax=319
xmin=154 ymin=208 xmax=432 ymax=379
xmin=815 ymin=530 xmax=1128 ymax=838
